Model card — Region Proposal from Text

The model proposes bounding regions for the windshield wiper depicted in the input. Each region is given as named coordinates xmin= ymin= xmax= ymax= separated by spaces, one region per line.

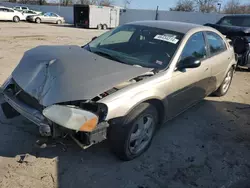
xmin=92 ymin=50 xmax=126 ymax=64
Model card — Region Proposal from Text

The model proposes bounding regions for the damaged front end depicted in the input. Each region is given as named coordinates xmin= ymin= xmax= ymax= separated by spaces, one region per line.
xmin=1 ymin=78 xmax=110 ymax=148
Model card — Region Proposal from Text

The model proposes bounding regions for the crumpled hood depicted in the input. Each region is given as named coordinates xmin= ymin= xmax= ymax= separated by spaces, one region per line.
xmin=12 ymin=45 xmax=151 ymax=106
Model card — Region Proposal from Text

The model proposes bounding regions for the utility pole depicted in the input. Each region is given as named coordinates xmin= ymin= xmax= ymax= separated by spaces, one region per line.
xmin=217 ymin=3 xmax=221 ymax=13
xmin=155 ymin=6 xmax=159 ymax=20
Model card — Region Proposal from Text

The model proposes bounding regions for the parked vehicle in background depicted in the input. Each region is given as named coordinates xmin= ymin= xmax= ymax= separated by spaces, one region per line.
xmin=74 ymin=5 xmax=120 ymax=29
xmin=0 ymin=6 xmax=25 ymax=22
xmin=21 ymin=10 xmax=38 ymax=20
xmin=0 ymin=21 xmax=236 ymax=161
xmin=205 ymin=15 xmax=250 ymax=70
xmin=13 ymin=6 xmax=29 ymax=12
xmin=26 ymin=12 xmax=65 ymax=24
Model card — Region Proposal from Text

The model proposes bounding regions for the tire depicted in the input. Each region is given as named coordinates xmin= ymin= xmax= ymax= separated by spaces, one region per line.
xmin=213 ymin=67 xmax=234 ymax=97
xmin=57 ymin=20 xmax=62 ymax=24
xmin=108 ymin=102 xmax=159 ymax=161
xmin=102 ymin=24 xmax=108 ymax=30
xmin=97 ymin=24 xmax=102 ymax=30
xmin=13 ymin=16 xmax=20 ymax=23
xmin=35 ymin=18 xmax=41 ymax=24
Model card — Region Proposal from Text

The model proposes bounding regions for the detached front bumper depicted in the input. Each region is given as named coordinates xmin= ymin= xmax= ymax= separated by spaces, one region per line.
xmin=1 ymin=90 xmax=52 ymax=136
xmin=1 ymin=85 xmax=109 ymax=148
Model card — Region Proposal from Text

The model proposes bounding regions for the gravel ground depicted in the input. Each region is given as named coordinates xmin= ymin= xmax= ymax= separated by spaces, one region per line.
xmin=0 ymin=22 xmax=250 ymax=188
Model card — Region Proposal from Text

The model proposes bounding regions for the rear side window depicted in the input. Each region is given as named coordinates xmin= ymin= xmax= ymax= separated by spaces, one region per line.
xmin=51 ymin=13 xmax=58 ymax=17
xmin=180 ymin=32 xmax=207 ymax=61
xmin=206 ymin=31 xmax=226 ymax=56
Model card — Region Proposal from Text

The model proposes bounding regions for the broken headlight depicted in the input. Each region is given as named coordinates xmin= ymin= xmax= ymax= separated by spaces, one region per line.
xmin=42 ymin=105 xmax=99 ymax=132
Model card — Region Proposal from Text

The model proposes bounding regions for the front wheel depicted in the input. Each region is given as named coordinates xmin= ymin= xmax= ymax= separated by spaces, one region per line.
xmin=108 ymin=102 xmax=159 ymax=161
xmin=213 ymin=67 xmax=234 ymax=96
xmin=35 ymin=18 xmax=41 ymax=24
xmin=13 ymin=16 xmax=20 ymax=23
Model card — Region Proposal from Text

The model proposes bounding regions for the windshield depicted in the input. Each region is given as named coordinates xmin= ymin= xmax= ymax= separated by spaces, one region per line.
xmin=87 ymin=24 xmax=184 ymax=69
xmin=217 ymin=16 xmax=250 ymax=27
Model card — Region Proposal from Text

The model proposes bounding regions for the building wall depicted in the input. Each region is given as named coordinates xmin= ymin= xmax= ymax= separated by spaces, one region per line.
xmin=1 ymin=2 xmax=224 ymax=25
xmin=119 ymin=9 xmax=224 ymax=25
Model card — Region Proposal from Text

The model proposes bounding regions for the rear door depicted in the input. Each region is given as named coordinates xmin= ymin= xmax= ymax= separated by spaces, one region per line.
xmin=0 ymin=8 xmax=7 ymax=20
xmin=204 ymin=31 xmax=231 ymax=91
xmin=4 ymin=8 xmax=14 ymax=21
xmin=168 ymin=32 xmax=211 ymax=118
xmin=49 ymin=13 xmax=59 ymax=23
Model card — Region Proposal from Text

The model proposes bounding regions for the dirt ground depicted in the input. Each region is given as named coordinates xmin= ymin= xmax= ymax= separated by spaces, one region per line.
xmin=0 ymin=22 xmax=250 ymax=188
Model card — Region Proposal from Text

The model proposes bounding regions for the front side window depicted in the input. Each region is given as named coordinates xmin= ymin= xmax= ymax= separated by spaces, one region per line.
xmin=7 ymin=9 xmax=14 ymax=12
xmin=88 ymin=24 xmax=184 ymax=69
xmin=206 ymin=31 xmax=226 ymax=55
xmin=179 ymin=32 xmax=207 ymax=63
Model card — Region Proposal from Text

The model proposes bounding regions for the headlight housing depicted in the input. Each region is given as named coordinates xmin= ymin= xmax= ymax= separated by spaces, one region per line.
xmin=43 ymin=105 xmax=99 ymax=132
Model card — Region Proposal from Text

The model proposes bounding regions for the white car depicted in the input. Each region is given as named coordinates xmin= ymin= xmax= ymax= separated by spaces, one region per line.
xmin=13 ymin=6 xmax=29 ymax=12
xmin=21 ymin=10 xmax=38 ymax=19
xmin=0 ymin=6 xmax=25 ymax=22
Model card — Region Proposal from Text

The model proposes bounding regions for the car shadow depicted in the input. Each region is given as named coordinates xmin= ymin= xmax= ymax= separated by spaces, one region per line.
xmin=0 ymin=98 xmax=250 ymax=188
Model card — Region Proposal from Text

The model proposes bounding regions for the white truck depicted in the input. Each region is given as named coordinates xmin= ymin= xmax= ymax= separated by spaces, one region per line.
xmin=73 ymin=5 xmax=120 ymax=29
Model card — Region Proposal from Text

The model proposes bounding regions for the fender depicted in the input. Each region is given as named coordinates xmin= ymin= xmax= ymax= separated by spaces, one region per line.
xmin=102 ymin=89 xmax=167 ymax=120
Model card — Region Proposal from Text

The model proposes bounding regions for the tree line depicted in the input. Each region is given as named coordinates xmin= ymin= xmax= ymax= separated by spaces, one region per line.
xmin=170 ymin=0 xmax=250 ymax=14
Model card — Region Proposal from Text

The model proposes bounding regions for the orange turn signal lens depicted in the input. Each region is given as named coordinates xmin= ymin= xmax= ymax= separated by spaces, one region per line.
xmin=79 ymin=117 xmax=98 ymax=132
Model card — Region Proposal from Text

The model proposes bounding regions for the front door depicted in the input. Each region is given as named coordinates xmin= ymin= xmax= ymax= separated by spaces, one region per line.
xmin=167 ymin=32 xmax=211 ymax=118
xmin=42 ymin=13 xmax=51 ymax=23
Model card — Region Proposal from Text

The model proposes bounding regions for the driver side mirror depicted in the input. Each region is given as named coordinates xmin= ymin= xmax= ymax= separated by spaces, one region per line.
xmin=177 ymin=56 xmax=201 ymax=70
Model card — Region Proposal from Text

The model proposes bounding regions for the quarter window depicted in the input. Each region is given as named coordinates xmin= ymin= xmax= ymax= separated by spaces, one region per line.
xmin=179 ymin=32 xmax=207 ymax=62
xmin=206 ymin=31 xmax=226 ymax=55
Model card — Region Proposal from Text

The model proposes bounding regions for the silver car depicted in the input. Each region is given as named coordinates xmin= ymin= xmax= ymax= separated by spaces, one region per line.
xmin=26 ymin=12 xmax=65 ymax=24
xmin=0 ymin=21 xmax=236 ymax=160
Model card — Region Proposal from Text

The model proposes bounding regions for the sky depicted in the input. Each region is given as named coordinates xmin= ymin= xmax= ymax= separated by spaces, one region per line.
xmin=115 ymin=0 xmax=250 ymax=10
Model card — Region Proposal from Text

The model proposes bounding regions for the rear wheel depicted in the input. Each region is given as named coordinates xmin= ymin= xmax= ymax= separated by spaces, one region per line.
xmin=108 ymin=102 xmax=159 ymax=161
xmin=102 ymin=24 xmax=108 ymax=30
xmin=97 ymin=24 xmax=102 ymax=30
xmin=213 ymin=67 xmax=234 ymax=96
xmin=13 ymin=16 xmax=20 ymax=23
xmin=57 ymin=20 xmax=62 ymax=24
xmin=35 ymin=18 xmax=41 ymax=24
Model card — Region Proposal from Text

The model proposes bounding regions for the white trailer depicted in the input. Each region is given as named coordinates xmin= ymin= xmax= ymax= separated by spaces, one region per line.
xmin=73 ymin=5 xmax=120 ymax=29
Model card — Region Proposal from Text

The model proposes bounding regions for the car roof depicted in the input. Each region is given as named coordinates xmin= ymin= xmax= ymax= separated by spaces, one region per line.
xmin=222 ymin=14 xmax=250 ymax=18
xmin=127 ymin=20 xmax=204 ymax=34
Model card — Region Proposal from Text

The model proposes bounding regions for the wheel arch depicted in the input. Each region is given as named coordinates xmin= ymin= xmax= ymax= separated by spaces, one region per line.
xmin=119 ymin=98 xmax=166 ymax=126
